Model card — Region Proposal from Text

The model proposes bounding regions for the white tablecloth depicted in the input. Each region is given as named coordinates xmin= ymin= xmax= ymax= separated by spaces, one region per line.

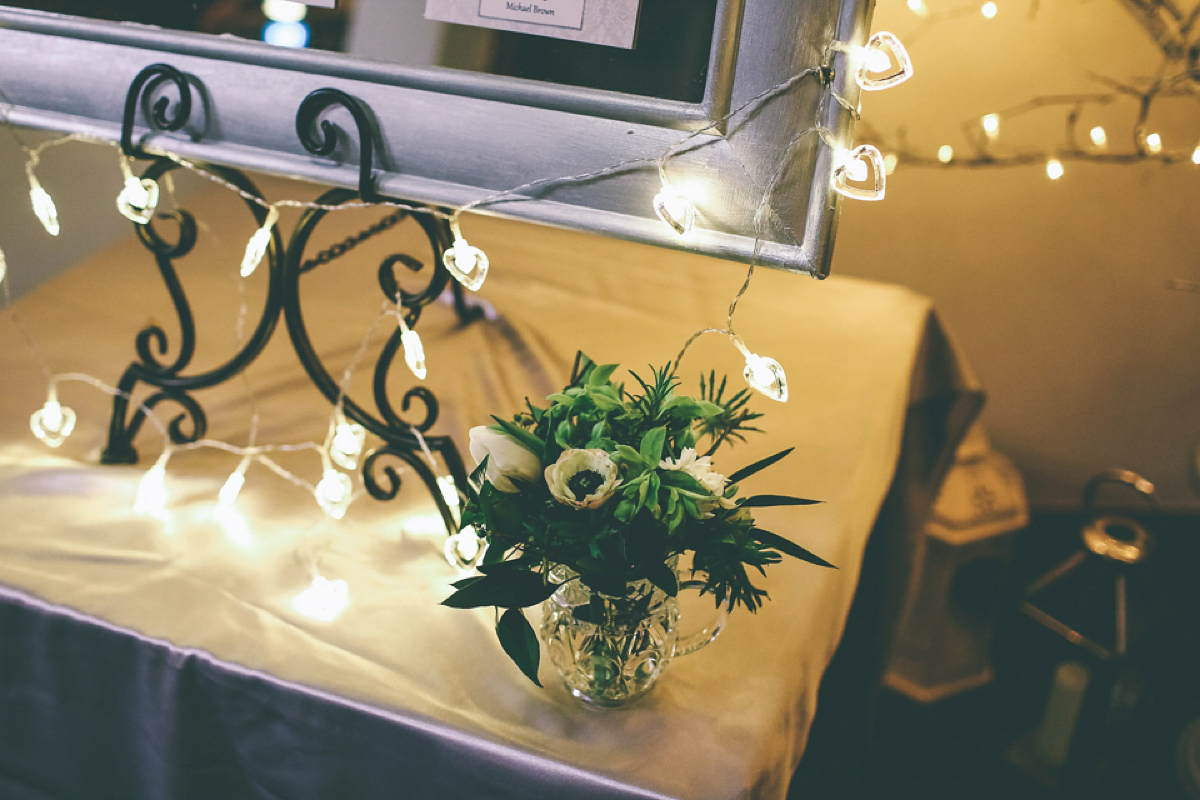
xmin=0 ymin=175 xmax=979 ymax=799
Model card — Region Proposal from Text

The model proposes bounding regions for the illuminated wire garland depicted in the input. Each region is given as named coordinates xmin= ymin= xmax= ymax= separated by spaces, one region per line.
xmin=864 ymin=0 xmax=1200 ymax=180
xmin=0 ymin=24 xmax=914 ymax=607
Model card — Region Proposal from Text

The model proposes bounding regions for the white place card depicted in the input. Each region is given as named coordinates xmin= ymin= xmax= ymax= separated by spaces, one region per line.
xmin=425 ymin=0 xmax=641 ymax=49
xmin=296 ymin=0 xmax=337 ymax=6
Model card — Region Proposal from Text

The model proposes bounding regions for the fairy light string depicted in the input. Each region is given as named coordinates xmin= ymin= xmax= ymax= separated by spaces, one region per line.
xmin=0 ymin=25 xmax=911 ymax=599
xmin=869 ymin=0 xmax=1200 ymax=179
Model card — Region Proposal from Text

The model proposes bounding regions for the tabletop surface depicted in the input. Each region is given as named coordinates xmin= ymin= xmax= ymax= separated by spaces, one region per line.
xmin=0 ymin=175 xmax=973 ymax=800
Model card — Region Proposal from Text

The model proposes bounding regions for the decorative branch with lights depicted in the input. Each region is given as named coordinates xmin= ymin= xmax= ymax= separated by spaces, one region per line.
xmin=866 ymin=0 xmax=1200 ymax=179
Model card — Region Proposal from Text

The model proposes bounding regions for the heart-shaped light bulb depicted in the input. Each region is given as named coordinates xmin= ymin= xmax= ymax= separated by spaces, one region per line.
xmin=316 ymin=468 xmax=354 ymax=520
xmin=845 ymin=156 xmax=869 ymax=183
xmin=218 ymin=470 xmax=246 ymax=508
xmin=832 ymin=144 xmax=886 ymax=201
xmin=653 ymin=186 xmax=696 ymax=236
xmin=444 ymin=527 xmax=487 ymax=572
xmin=30 ymin=399 xmax=77 ymax=447
xmin=437 ymin=474 xmax=461 ymax=511
xmin=29 ymin=182 xmax=60 ymax=236
xmin=401 ymin=327 xmax=427 ymax=380
xmin=240 ymin=207 xmax=278 ymax=278
xmin=329 ymin=419 xmax=367 ymax=470
xmin=743 ymin=354 xmax=789 ymax=402
xmin=134 ymin=462 xmax=169 ymax=517
xmin=442 ymin=238 xmax=489 ymax=291
xmin=117 ymin=176 xmax=160 ymax=225
xmin=857 ymin=32 xmax=913 ymax=91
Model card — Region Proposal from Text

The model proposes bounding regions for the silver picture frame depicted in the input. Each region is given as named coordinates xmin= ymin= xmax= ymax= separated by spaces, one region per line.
xmin=0 ymin=0 xmax=872 ymax=276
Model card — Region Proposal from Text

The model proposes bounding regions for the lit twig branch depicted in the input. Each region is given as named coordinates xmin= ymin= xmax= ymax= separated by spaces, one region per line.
xmin=873 ymin=0 xmax=1200 ymax=171
xmin=877 ymin=0 xmax=1200 ymax=172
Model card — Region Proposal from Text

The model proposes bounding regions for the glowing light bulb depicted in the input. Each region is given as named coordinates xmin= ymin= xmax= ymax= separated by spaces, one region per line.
xmin=1192 ymin=145 xmax=1200 ymax=165
xmin=398 ymin=318 xmax=427 ymax=380
xmin=0 ymin=246 xmax=7 ymax=287
xmin=316 ymin=468 xmax=353 ymax=519
xmin=442 ymin=220 xmax=489 ymax=291
xmin=832 ymin=144 xmax=886 ymax=201
xmin=217 ymin=457 xmax=251 ymax=509
xmin=906 ymin=0 xmax=929 ymax=15
xmin=329 ymin=416 xmax=367 ymax=470
xmin=1145 ymin=133 xmax=1162 ymax=154
xmin=293 ymin=575 xmax=349 ymax=622
xmin=117 ymin=174 xmax=161 ymax=225
xmin=437 ymin=474 xmax=461 ymax=510
xmin=240 ymin=205 xmax=279 ymax=278
xmin=263 ymin=0 xmax=307 ymax=22
xmin=883 ymin=153 xmax=899 ymax=175
xmin=28 ymin=178 xmax=60 ymax=237
xmin=1090 ymin=126 xmax=1108 ymax=148
xmin=743 ymin=354 xmax=788 ymax=403
xmin=653 ymin=183 xmax=697 ymax=236
xmin=30 ymin=394 xmax=77 ymax=448
xmin=854 ymin=32 xmax=913 ymax=91
xmin=1046 ymin=159 xmax=1064 ymax=180
xmin=844 ymin=157 xmax=868 ymax=183
xmin=982 ymin=114 xmax=1000 ymax=137
xmin=937 ymin=145 xmax=954 ymax=163
xmin=263 ymin=20 xmax=309 ymax=47
xmin=981 ymin=1 xmax=997 ymax=17
xmin=135 ymin=457 xmax=170 ymax=517
xmin=444 ymin=527 xmax=487 ymax=572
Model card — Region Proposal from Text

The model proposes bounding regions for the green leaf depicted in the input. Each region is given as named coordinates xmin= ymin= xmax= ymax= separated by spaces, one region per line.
xmin=739 ymin=494 xmax=822 ymax=508
xmin=727 ymin=448 xmax=795 ymax=484
xmin=589 ymin=390 xmax=623 ymax=411
xmin=658 ymin=469 xmax=708 ymax=495
xmin=644 ymin=561 xmax=679 ymax=596
xmin=496 ymin=608 xmax=542 ymax=686
xmin=546 ymin=392 xmax=575 ymax=407
xmin=488 ymin=416 xmax=544 ymax=457
xmin=478 ymin=558 xmax=537 ymax=575
xmin=469 ymin=455 xmax=490 ymax=488
xmin=587 ymin=363 xmax=619 ymax=387
xmin=640 ymin=426 xmax=667 ymax=465
xmin=441 ymin=570 xmax=559 ymax=609
xmin=555 ymin=419 xmax=575 ymax=449
xmin=664 ymin=396 xmax=701 ymax=416
xmin=751 ymin=528 xmax=836 ymax=568
xmin=613 ymin=444 xmax=646 ymax=467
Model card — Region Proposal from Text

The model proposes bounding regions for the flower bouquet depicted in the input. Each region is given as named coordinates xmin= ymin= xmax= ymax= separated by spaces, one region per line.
xmin=443 ymin=354 xmax=832 ymax=704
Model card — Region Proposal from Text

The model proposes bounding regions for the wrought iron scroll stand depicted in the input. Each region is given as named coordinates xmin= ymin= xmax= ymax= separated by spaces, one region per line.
xmin=101 ymin=64 xmax=482 ymax=536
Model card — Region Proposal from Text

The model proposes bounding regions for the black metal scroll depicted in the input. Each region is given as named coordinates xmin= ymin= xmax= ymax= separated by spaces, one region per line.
xmin=102 ymin=70 xmax=479 ymax=534
xmin=282 ymin=188 xmax=470 ymax=535
xmin=100 ymin=158 xmax=285 ymax=463
xmin=295 ymin=88 xmax=383 ymax=203
xmin=121 ymin=63 xmax=193 ymax=158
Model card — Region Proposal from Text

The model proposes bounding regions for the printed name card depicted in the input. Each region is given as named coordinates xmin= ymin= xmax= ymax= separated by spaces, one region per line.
xmin=425 ymin=0 xmax=641 ymax=49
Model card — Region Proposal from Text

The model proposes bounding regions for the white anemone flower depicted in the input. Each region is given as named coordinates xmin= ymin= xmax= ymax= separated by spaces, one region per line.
xmin=659 ymin=448 xmax=736 ymax=511
xmin=468 ymin=426 xmax=542 ymax=493
xmin=544 ymin=448 xmax=621 ymax=509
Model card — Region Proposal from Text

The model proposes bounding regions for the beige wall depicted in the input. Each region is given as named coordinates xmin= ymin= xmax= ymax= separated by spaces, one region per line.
xmin=832 ymin=0 xmax=1200 ymax=509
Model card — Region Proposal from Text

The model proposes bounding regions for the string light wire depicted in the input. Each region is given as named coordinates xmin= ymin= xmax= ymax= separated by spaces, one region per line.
xmin=0 ymin=31 xmax=905 ymax=527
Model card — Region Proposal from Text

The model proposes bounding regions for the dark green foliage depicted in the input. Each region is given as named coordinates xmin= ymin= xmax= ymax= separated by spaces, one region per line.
xmin=442 ymin=353 xmax=832 ymax=685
